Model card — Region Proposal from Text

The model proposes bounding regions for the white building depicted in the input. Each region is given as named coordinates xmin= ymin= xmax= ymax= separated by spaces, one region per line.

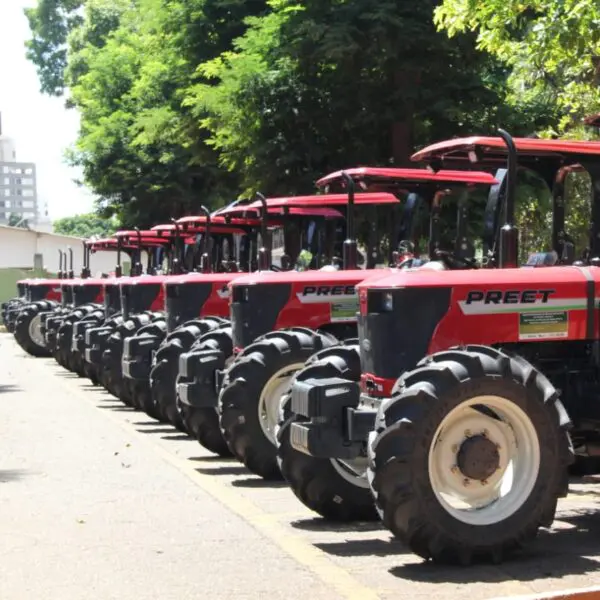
xmin=0 ymin=112 xmax=39 ymax=226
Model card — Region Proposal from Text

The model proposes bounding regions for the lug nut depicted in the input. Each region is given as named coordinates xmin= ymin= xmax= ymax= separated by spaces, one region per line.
xmin=451 ymin=465 xmax=458 ymax=474
xmin=482 ymin=429 xmax=489 ymax=437
xmin=464 ymin=429 xmax=471 ymax=437
xmin=451 ymin=444 xmax=458 ymax=453
xmin=480 ymin=479 xmax=488 ymax=486
xmin=463 ymin=478 xmax=470 ymax=487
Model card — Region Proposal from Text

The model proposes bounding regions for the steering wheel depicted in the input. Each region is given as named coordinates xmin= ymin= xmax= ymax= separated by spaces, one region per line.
xmin=434 ymin=249 xmax=479 ymax=269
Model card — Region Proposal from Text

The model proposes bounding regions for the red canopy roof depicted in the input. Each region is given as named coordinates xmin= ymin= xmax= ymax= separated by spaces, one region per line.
xmin=241 ymin=192 xmax=399 ymax=211
xmin=176 ymin=214 xmax=264 ymax=233
xmin=411 ymin=136 xmax=600 ymax=164
xmin=316 ymin=167 xmax=498 ymax=187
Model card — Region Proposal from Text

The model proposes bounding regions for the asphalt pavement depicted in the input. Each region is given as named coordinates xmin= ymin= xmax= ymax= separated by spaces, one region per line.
xmin=2 ymin=332 xmax=600 ymax=600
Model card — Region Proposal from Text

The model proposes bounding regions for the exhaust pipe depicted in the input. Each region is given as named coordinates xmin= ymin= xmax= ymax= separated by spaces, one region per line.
xmin=341 ymin=172 xmax=358 ymax=270
xmin=134 ymin=227 xmax=143 ymax=276
xmin=115 ymin=237 xmax=123 ymax=278
xmin=497 ymin=129 xmax=519 ymax=268
xmin=256 ymin=192 xmax=272 ymax=271
xmin=198 ymin=206 xmax=212 ymax=274
xmin=80 ymin=241 xmax=91 ymax=278
xmin=67 ymin=246 xmax=74 ymax=278
xmin=170 ymin=218 xmax=184 ymax=274
xmin=58 ymin=250 xmax=64 ymax=279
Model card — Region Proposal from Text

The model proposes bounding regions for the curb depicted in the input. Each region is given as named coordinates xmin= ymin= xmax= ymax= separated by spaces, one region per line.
xmin=490 ymin=587 xmax=600 ymax=600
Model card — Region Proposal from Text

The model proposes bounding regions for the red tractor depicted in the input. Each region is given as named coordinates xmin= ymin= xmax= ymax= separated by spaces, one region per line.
xmin=147 ymin=200 xmax=348 ymax=431
xmin=287 ymin=131 xmax=600 ymax=564
xmin=86 ymin=224 xmax=196 ymax=400
xmin=63 ymin=231 xmax=172 ymax=377
xmin=176 ymin=168 xmax=498 ymax=481
xmin=122 ymin=208 xmax=273 ymax=419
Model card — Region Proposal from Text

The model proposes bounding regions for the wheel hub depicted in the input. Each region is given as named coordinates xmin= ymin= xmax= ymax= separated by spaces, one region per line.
xmin=456 ymin=434 xmax=500 ymax=481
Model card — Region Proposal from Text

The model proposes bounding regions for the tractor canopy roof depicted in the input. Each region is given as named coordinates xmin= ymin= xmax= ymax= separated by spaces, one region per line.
xmin=87 ymin=233 xmax=170 ymax=251
xmin=410 ymin=136 xmax=600 ymax=171
xmin=216 ymin=199 xmax=351 ymax=218
xmin=241 ymin=192 xmax=399 ymax=211
xmin=176 ymin=214 xmax=264 ymax=233
xmin=316 ymin=167 xmax=498 ymax=188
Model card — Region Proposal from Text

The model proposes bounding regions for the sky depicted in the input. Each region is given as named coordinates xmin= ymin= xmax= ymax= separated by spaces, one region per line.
xmin=0 ymin=0 xmax=95 ymax=220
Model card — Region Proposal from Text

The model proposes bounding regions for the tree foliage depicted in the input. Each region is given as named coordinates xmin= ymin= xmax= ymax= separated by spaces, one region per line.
xmin=191 ymin=0 xmax=528 ymax=196
xmin=53 ymin=212 xmax=116 ymax=237
xmin=435 ymin=0 xmax=600 ymax=132
xmin=25 ymin=0 xmax=600 ymax=256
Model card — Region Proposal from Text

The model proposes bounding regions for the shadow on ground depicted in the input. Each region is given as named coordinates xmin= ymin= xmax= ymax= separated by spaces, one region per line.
xmin=196 ymin=464 xmax=249 ymax=476
xmin=0 ymin=469 xmax=30 ymax=483
xmin=0 ymin=383 xmax=20 ymax=393
xmin=311 ymin=507 xmax=600 ymax=583
xmin=230 ymin=477 xmax=288 ymax=489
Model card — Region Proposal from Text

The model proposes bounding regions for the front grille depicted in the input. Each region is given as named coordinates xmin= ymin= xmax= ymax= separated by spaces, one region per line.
xmin=230 ymin=283 xmax=291 ymax=348
xmin=104 ymin=285 xmax=121 ymax=315
xmin=121 ymin=283 xmax=161 ymax=317
xmin=360 ymin=286 xmax=452 ymax=379
xmin=165 ymin=281 xmax=213 ymax=332
xmin=73 ymin=284 xmax=102 ymax=306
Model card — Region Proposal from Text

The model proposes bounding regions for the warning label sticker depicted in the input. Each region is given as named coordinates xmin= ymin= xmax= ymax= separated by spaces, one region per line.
xmin=518 ymin=311 xmax=568 ymax=340
xmin=331 ymin=299 xmax=359 ymax=323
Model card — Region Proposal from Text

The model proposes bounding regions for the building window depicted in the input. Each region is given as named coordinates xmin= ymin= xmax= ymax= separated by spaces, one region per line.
xmin=22 ymin=189 xmax=34 ymax=197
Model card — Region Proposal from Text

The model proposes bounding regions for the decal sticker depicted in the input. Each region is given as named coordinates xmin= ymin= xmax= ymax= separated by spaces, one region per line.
xmin=519 ymin=311 xmax=568 ymax=340
xmin=459 ymin=288 xmax=588 ymax=315
xmin=331 ymin=298 xmax=359 ymax=323
xmin=217 ymin=285 xmax=230 ymax=299
xmin=297 ymin=284 xmax=356 ymax=304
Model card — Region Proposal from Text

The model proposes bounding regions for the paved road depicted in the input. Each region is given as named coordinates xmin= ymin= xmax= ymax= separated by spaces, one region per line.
xmin=2 ymin=332 xmax=600 ymax=600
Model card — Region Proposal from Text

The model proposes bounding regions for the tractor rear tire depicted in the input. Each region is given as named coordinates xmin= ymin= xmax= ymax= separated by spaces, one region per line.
xmin=368 ymin=345 xmax=573 ymax=565
xmin=14 ymin=301 xmax=56 ymax=357
xmin=276 ymin=341 xmax=378 ymax=521
xmin=219 ymin=328 xmax=337 ymax=480
xmin=176 ymin=325 xmax=234 ymax=457
xmin=103 ymin=312 xmax=162 ymax=405
xmin=149 ymin=317 xmax=227 ymax=431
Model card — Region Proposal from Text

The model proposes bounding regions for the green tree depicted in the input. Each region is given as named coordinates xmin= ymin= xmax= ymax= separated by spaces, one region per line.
xmin=62 ymin=0 xmax=266 ymax=226
xmin=434 ymin=0 xmax=600 ymax=133
xmin=191 ymin=0 xmax=541 ymax=197
xmin=53 ymin=212 xmax=116 ymax=237
xmin=24 ymin=0 xmax=84 ymax=96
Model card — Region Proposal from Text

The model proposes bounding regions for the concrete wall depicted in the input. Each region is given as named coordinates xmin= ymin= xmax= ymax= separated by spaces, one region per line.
xmin=0 ymin=224 xmax=118 ymax=276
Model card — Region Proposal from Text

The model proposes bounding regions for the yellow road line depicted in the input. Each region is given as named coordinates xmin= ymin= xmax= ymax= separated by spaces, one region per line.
xmin=56 ymin=367 xmax=380 ymax=600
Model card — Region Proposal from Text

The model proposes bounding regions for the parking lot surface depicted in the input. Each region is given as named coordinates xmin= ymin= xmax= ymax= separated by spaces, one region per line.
xmin=2 ymin=332 xmax=600 ymax=600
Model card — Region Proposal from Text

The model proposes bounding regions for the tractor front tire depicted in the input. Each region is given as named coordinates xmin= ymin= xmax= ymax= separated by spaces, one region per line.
xmin=368 ymin=345 xmax=573 ymax=564
xmin=177 ymin=325 xmax=234 ymax=457
xmin=276 ymin=341 xmax=378 ymax=521
xmin=14 ymin=302 xmax=55 ymax=357
xmin=219 ymin=328 xmax=337 ymax=480
xmin=149 ymin=317 xmax=227 ymax=430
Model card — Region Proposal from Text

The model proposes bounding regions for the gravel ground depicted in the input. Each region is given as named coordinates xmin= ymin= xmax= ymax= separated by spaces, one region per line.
xmin=2 ymin=331 xmax=600 ymax=600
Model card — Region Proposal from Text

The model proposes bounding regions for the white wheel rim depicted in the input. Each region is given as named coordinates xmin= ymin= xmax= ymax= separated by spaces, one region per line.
xmin=259 ymin=363 xmax=305 ymax=445
xmin=28 ymin=313 xmax=45 ymax=348
xmin=428 ymin=395 xmax=540 ymax=526
xmin=330 ymin=456 xmax=369 ymax=489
